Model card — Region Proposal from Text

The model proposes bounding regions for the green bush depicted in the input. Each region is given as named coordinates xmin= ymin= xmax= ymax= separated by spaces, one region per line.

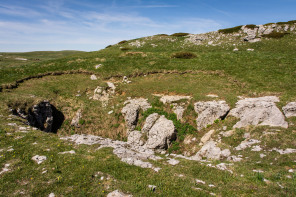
xmin=218 ymin=25 xmax=242 ymax=34
xmin=276 ymin=20 xmax=296 ymax=25
xmin=171 ymin=52 xmax=196 ymax=59
xmin=245 ymin=24 xmax=257 ymax=29
xmin=120 ymin=47 xmax=131 ymax=51
xmin=118 ymin=40 xmax=127 ymax=45
xmin=262 ymin=32 xmax=289 ymax=39
xmin=171 ymin=33 xmax=189 ymax=37
xmin=155 ymin=34 xmax=169 ymax=36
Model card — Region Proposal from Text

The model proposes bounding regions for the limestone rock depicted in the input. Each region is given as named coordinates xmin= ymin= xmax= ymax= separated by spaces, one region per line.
xmin=90 ymin=75 xmax=97 ymax=80
xmin=121 ymin=104 xmax=140 ymax=131
xmin=142 ymin=113 xmax=159 ymax=133
xmin=146 ymin=115 xmax=176 ymax=150
xmin=71 ymin=109 xmax=82 ymax=127
xmin=173 ymin=105 xmax=185 ymax=120
xmin=93 ymin=82 xmax=116 ymax=107
xmin=127 ymin=131 xmax=144 ymax=146
xmin=229 ymin=96 xmax=288 ymax=128
xmin=282 ymin=102 xmax=296 ymax=118
xmin=122 ymin=98 xmax=151 ymax=132
xmin=194 ymin=100 xmax=230 ymax=130
xmin=235 ymin=139 xmax=261 ymax=151
xmin=32 ymin=155 xmax=47 ymax=164
xmin=191 ymin=141 xmax=230 ymax=160
xmin=199 ymin=130 xmax=215 ymax=146
xmin=167 ymin=158 xmax=180 ymax=165
xmin=159 ymin=95 xmax=192 ymax=104
xmin=107 ymin=190 xmax=132 ymax=197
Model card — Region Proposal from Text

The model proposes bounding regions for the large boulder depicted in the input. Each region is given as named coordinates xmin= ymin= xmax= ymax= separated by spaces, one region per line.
xmin=282 ymin=102 xmax=296 ymax=118
xmin=229 ymin=96 xmax=288 ymax=128
xmin=121 ymin=98 xmax=151 ymax=132
xmin=127 ymin=131 xmax=144 ymax=146
xmin=145 ymin=115 xmax=176 ymax=150
xmin=194 ymin=101 xmax=230 ymax=130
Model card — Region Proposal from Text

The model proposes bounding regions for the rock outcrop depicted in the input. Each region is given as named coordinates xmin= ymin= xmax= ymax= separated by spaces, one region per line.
xmin=282 ymin=102 xmax=296 ymax=118
xmin=229 ymin=96 xmax=288 ymax=128
xmin=194 ymin=101 xmax=230 ymax=130
xmin=93 ymin=82 xmax=116 ymax=107
xmin=121 ymin=98 xmax=151 ymax=132
xmin=71 ymin=109 xmax=82 ymax=127
xmin=145 ymin=115 xmax=176 ymax=150
xmin=107 ymin=190 xmax=132 ymax=197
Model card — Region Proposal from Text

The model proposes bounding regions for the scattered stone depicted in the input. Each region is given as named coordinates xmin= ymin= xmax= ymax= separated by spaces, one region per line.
xmin=145 ymin=115 xmax=176 ymax=150
xmin=107 ymin=190 xmax=132 ymax=197
xmin=243 ymin=133 xmax=251 ymax=139
xmin=122 ymin=76 xmax=132 ymax=84
xmin=192 ymin=141 xmax=231 ymax=160
xmin=58 ymin=150 xmax=76 ymax=154
xmin=287 ymin=175 xmax=292 ymax=179
xmin=260 ymin=153 xmax=266 ymax=158
xmin=7 ymin=123 xmax=17 ymax=126
xmin=173 ymin=105 xmax=185 ymax=120
xmin=199 ymin=130 xmax=215 ymax=146
xmin=271 ymin=148 xmax=296 ymax=154
xmin=93 ymin=82 xmax=116 ymax=107
xmin=227 ymin=155 xmax=243 ymax=162
xmin=253 ymin=169 xmax=264 ymax=173
xmin=108 ymin=110 xmax=114 ymax=115
xmin=48 ymin=193 xmax=55 ymax=197
xmin=247 ymin=48 xmax=254 ymax=51
xmin=15 ymin=58 xmax=27 ymax=61
xmin=222 ymin=126 xmax=227 ymax=131
xmin=90 ymin=75 xmax=97 ymax=80
xmin=167 ymin=158 xmax=180 ymax=165
xmin=0 ymin=164 xmax=10 ymax=175
xmin=207 ymin=94 xmax=219 ymax=98
xmin=220 ymin=130 xmax=234 ymax=137
xmin=229 ymin=96 xmax=288 ymax=128
xmin=71 ymin=109 xmax=82 ymax=127
xmin=288 ymin=169 xmax=294 ymax=173
xmin=277 ymin=183 xmax=284 ymax=189
xmin=251 ymin=145 xmax=262 ymax=152
xmin=282 ymin=102 xmax=296 ymax=118
xmin=95 ymin=64 xmax=102 ymax=69
xmin=157 ymin=95 xmax=192 ymax=104
xmin=32 ymin=155 xmax=47 ymax=164
xmin=235 ymin=139 xmax=261 ymax=151
xmin=148 ymin=185 xmax=157 ymax=191
xmin=194 ymin=100 xmax=230 ymax=130
xmin=7 ymin=148 xmax=14 ymax=152
xmin=195 ymin=179 xmax=206 ymax=184
xmin=233 ymin=48 xmax=239 ymax=51
xmin=208 ymin=184 xmax=215 ymax=188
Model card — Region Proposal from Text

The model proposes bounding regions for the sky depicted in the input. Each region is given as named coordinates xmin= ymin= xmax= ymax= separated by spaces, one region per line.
xmin=0 ymin=0 xmax=296 ymax=52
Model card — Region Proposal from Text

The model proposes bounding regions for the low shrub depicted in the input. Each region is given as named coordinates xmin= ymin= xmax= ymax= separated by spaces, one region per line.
xmin=120 ymin=47 xmax=131 ymax=51
xmin=262 ymin=32 xmax=289 ymax=39
xmin=171 ymin=33 xmax=189 ymax=37
xmin=118 ymin=40 xmax=127 ymax=45
xmin=171 ymin=52 xmax=196 ymax=59
xmin=155 ymin=34 xmax=169 ymax=36
xmin=245 ymin=24 xmax=257 ymax=29
xmin=276 ymin=20 xmax=296 ymax=25
xmin=218 ymin=25 xmax=242 ymax=34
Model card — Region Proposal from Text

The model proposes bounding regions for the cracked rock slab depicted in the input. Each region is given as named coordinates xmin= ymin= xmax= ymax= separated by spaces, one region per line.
xmin=282 ymin=102 xmax=296 ymax=118
xmin=229 ymin=96 xmax=288 ymax=128
xmin=194 ymin=100 xmax=230 ymax=130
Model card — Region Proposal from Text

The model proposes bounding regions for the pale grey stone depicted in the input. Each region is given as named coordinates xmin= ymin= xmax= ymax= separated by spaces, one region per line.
xmin=194 ymin=100 xmax=230 ymax=130
xmin=173 ymin=105 xmax=185 ymax=120
xmin=32 ymin=155 xmax=47 ymax=164
xmin=90 ymin=75 xmax=97 ymax=80
xmin=158 ymin=95 xmax=192 ymax=104
xmin=107 ymin=190 xmax=132 ymax=197
xmin=199 ymin=130 xmax=215 ymax=146
xmin=58 ymin=150 xmax=76 ymax=154
xmin=167 ymin=158 xmax=180 ymax=165
xmin=145 ymin=115 xmax=176 ymax=150
xmin=127 ymin=131 xmax=144 ymax=146
xmin=235 ymin=139 xmax=261 ymax=151
xmin=121 ymin=104 xmax=140 ymax=131
xmin=142 ymin=113 xmax=159 ymax=133
xmin=282 ymin=102 xmax=296 ymax=118
xmin=191 ymin=141 xmax=231 ymax=160
xmin=71 ymin=109 xmax=82 ymax=127
xmin=229 ymin=96 xmax=288 ymax=128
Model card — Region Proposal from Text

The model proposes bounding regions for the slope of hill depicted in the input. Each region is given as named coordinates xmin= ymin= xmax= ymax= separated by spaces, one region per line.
xmin=0 ymin=21 xmax=296 ymax=196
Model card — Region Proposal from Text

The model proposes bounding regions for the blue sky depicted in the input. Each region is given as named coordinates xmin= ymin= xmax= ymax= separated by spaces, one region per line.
xmin=1 ymin=0 xmax=296 ymax=52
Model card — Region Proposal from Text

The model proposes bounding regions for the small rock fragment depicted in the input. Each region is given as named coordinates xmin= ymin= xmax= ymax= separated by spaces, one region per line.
xmin=32 ymin=155 xmax=47 ymax=164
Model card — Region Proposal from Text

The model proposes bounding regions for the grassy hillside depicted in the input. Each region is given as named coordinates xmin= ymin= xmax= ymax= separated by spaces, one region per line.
xmin=0 ymin=22 xmax=296 ymax=196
